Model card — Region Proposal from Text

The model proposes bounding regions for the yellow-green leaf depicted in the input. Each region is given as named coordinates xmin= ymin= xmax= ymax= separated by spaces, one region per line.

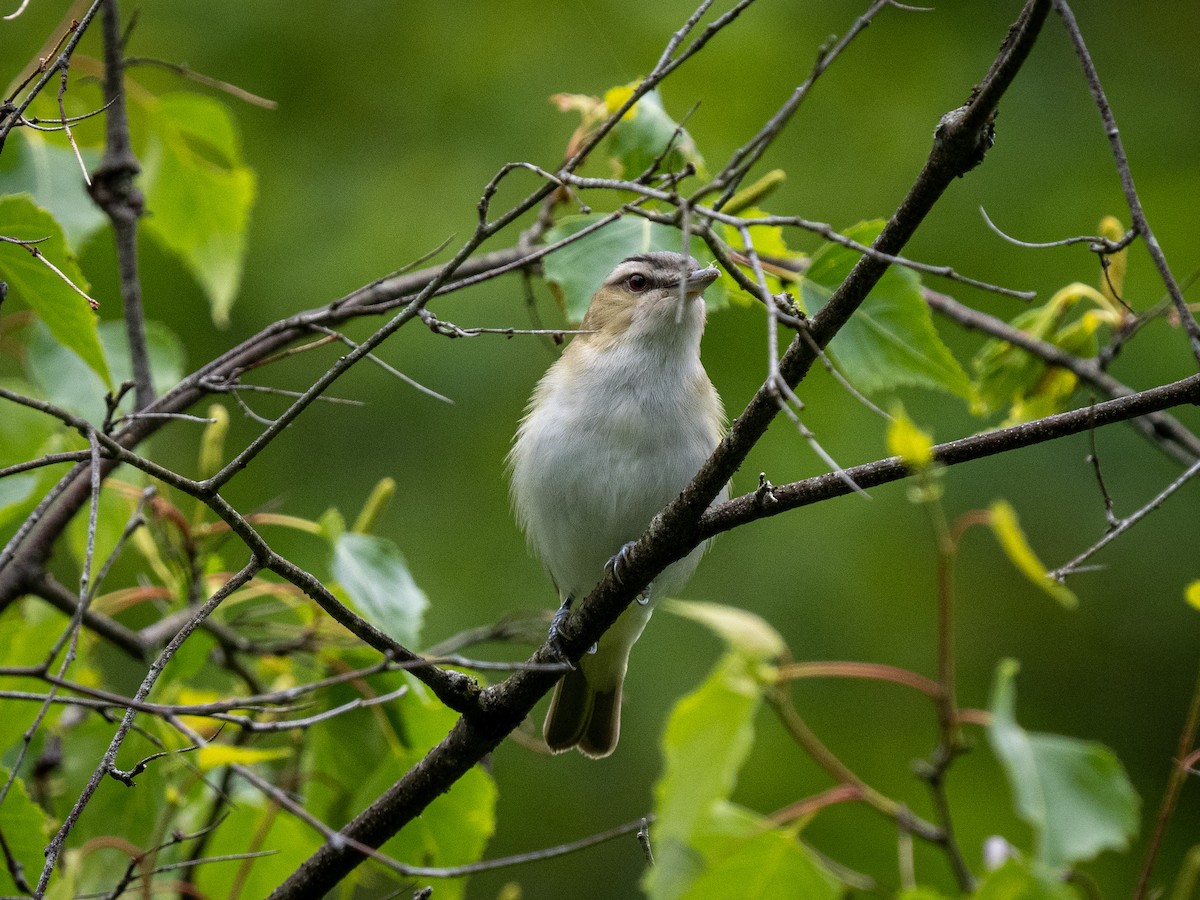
xmin=1186 ymin=580 xmax=1200 ymax=612
xmin=887 ymin=405 xmax=936 ymax=470
xmin=196 ymin=743 xmax=290 ymax=772
xmin=989 ymin=500 xmax=1078 ymax=609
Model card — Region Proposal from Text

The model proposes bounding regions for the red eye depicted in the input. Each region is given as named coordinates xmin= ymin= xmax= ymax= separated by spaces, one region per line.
xmin=626 ymin=273 xmax=650 ymax=292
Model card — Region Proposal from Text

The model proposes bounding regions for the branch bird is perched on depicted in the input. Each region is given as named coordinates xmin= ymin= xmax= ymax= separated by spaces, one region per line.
xmin=510 ymin=251 xmax=727 ymax=758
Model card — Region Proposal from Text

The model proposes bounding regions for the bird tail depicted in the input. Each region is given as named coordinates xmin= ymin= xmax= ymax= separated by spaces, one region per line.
xmin=543 ymin=667 xmax=622 ymax=759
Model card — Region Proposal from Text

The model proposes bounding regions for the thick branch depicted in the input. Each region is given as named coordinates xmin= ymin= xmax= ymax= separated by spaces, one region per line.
xmin=268 ymin=4 xmax=1055 ymax=895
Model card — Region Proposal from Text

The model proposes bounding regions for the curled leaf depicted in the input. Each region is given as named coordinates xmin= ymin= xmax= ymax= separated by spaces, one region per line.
xmin=988 ymin=501 xmax=1078 ymax=609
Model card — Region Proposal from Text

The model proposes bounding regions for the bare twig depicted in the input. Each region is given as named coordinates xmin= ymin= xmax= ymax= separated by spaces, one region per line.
xmin=1053 ymin=0 xmax=1200 ymax=365
xmin=1049 ymin=457 xmax=1200 ymax=581
xmin=88 ymin=0 xmax=154 ymax=412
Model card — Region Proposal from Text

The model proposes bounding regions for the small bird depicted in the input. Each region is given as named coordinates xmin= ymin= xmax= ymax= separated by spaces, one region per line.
xmin=509 ymin=251 xmax=726 ymax=758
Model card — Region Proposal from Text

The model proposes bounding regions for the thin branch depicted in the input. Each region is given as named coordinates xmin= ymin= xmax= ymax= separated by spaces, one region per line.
xmin=124 ymin=56 xmax=277 ymax=108
xmin=0 ymin=0 xmax=107 ymax=149
xmin=90 ymin=0 xmax=155 ymax=411
xmin=37 ymin=561 xmax=262 ymax=894
xmin=699 ymin=371 xmax=1200 ymax=540
xmin=1053 ymin=0 xmax=1200 ymax=365
xmin=1049 ymin=457 xmax=1200 ymax=581
xmin=924 ymin=288 xmax=1200 ymax=464
xmin=1135 ymin=659 xmax=1200 ymax=899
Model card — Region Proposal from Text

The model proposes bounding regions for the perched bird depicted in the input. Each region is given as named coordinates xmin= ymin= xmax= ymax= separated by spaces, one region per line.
xmin=509 ymin=251 xmax=726 ymax=758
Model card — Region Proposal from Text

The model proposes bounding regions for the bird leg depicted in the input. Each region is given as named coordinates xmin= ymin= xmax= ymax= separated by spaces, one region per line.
xmin=547 ymin=594 xmax=575 ymax=665
xmin=606 ymin=541 xmax=653 ymax=606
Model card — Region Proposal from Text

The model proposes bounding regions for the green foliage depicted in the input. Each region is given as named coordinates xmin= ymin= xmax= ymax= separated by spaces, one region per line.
xmin=801 ymin=220 xmax=971 ymax=399
xmin=601 ymin=85 xmax=705 ymax=179
xmin=330 ymin=532 xmax=429 ymax=646
xmin=137 ymin=92 xmax=257 ymax=327
xmin=0 ymin=767 xmax=53 ymax=896
xmin=0 ymin=131 xmax=106 ymax=249
xmin=0 ymin=194 xmax=110 ymax=385
xmin=987 ymin=500 xmax=1079 ymax=610
xmin=25 ymin=319 xmax=184 ymax=423
xmin=972 ymin=859 xmax=1084 ymax=898
xmin=647 ymin=601 xmax=837 ymax=900
xmin=988 ymin=660 xmax=1140 ymax=874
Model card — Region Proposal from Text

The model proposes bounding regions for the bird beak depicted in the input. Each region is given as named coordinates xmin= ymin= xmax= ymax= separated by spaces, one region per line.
xmin=684 ymin=265 xmax=720 ymax=294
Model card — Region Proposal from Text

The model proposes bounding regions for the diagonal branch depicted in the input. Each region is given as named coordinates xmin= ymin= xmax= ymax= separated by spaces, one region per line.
xmin=267 ymin=3 xmax=1055 ymax=895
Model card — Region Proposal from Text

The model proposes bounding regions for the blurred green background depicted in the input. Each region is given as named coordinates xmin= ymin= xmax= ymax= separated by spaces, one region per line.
xmin=5 ymin=1 xmax=1199 ymax=896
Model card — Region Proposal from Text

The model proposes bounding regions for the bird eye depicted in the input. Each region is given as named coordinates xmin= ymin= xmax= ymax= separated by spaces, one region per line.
xmin=626 ymin=273 xmax=650 ymax=293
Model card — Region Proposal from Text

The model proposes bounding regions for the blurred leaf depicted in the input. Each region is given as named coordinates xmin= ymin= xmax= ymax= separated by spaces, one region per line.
xmin=1186 ymin=580 xmax=1200 ymax=612
xmin=0 ymin=768 xmax=52 ymax=896
xmin=677 ymin=825 xmax=838 ymax=900
xmin=887 ymin=404 xmax=936 ymax=470
xmin=351 ymin=477 xmax=396 ymax=534
xmin=542 ymin=216 xmax=725 ymax=321
xmin=899 ymin=890 xmax=952 ymax=900
xmin=195 ymin=797 xmax=319 ymax=900
xmin=602 ymin=85 xmax=704 ymax=179
xmin=664 ymin=599 xmax=785 ymax=662
xmin=988 ymin=501 xmax=1078 ymax=609
xmin=0 ymin=130 xmax=106 ymax=250
xmin=972 ymin=858 xmax=1082 ymax=898
xmin=1096 ymin=215 xmax=1127 ymax=311
xmin=0 ymin=377 xmax=62 ymax=533
xmin=988 ymin=660 xmax=1140 ymax=872
xmin=138 ymin=92 xmax=256 ymax=326
xmin=0 ymin=194 xmax=110 ymax=385
xmin=26 ymin=319 xmax=185 ymax=424
xmin=196 ymin=743 xmax=290 ymax=771
xmin=331 ymin=532 xmax=428 ymax=645
xmin=800 ymin=220 xmax=971 ymax=399
xmin=646 ymin=650 xmax=770 ymax=899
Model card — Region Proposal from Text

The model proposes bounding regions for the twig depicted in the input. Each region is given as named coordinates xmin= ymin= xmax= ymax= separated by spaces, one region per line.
xmin=1049 ymin=457 xmax=1200 ymax=581
xmin=124 ymin=56 xmax=278 ymax=108
xmin=36 ymin=562 xmax=262 ymax=894
xmin=1053 ymin=0 xmax=1200 ymax=366
xmin=699 ymin=371 xmax=1200 ymax=540
xmin=89 ymin=0 xmax=155 ymax=411
xmin=1135 ymin=659 xmax=1200 ymax=899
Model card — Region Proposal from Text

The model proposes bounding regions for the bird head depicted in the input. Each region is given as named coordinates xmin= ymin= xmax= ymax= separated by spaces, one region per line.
xmin=579 ymin=252 xmax=719 ymax=350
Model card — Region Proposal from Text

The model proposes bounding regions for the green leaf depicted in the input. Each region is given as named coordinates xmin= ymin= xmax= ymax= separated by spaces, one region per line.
xmin=677 ymin=825 xmax=838 ymax=900
xmin=542 ymin=215 xmax=725 ymax=322
xmin=646 ymin=651 xmax=769 ymax=899
xmin=25 ymin=319 xmax=185 ymax=424
xmin=0 ymin=194 xmax=110 ymax=386
xmin=988 ymin=660 xmax=1140 ymax=872
xmin=664 ymin=599 xmax=785 ymax=662
xmin=138 ymin=92 xmax=256 ymax=326
xmin=800 ymin=220 xmax=971 ymax=399
xmin=602 ymin=85 xmax=705 ymax=179
xmin=194 ymin=797 xmax=320 ymax=900
xmin=331 ymin=532 xmax=429 ymax=645
xmin=0 ymin=130 xmax=106 ymax=250
xmin=0 ymin=768 xmax=52 ymax=896
xmin=973 ymin=859 xmax=1082 ymax=899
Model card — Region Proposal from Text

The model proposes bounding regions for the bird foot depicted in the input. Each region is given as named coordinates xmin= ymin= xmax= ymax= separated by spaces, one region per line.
xmin=547 ymin=595 xmax=575 ymax=667
xmin=605 ymin=540 xmax=637 ymax=584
